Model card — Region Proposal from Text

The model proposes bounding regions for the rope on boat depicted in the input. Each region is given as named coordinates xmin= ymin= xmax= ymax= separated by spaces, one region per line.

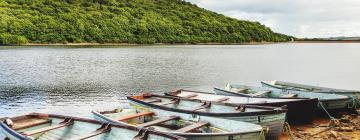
xmin=318 ymin=101 xmax=335 ymax=120
xmin=348 ymin=96 xmax=360 ymax=109
xmin=282 ymin=122 xmax=294 ymax=140
xmin=259 ymin=127 xmax=267 ymax=140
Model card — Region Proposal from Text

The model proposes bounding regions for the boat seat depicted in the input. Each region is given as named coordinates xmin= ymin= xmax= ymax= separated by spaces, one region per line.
xmin=212 ymin=97 xmax=230 ymax=103
xmin=280 ymin=94 xmax=298 ymax=98
xmin=158 ymin=98 xmax=180 ymax=106
xmin=23 ymin=118 xmax=74 ymax=136
xmin=144 ymin=98 xmax=162 ymax=103
xmin=254 ymin=100 xmax=267 ymax=103
xmin=183 ymin=94 xmax=198 ymax=99
xmin=137 ymin=116 xmax=180 ymax=127
xmin=175 ymin=121 xmax=209 ymax=133
xmin=192 ymin=102 xmax=211 ymax=111
xmin=232 ymin=88 xmax=248 ymax=93
xmin=68 ymin=123 xmax=111 ymax=140
xmin=250 ymin=91 xmax=270 ymax=97
xmin=12 ymin=118 xmax=52 ymax=131
xmin=118 ymin=111 xmax=155 ymax=121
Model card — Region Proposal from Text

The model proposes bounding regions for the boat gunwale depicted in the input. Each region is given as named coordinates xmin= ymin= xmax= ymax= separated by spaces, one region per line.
xmin=0 ymin=113 xmax=186 ymax=140
xmin=171 ymin=89 xmax=315 ymax=100
xmin=127 ymin=94 xmax=287 ymax=117
xmin=154 ymin=94 xmax=288 ymax=111
xmin=214 ymin=87 xmax=351 ymax=102
xmin=165 ymin=89 xmax=319 ymax=106
xmin=92 ymin=110 xmax=263 ymax=136
xmin=261 ymin=80 xmax=360 ymax=94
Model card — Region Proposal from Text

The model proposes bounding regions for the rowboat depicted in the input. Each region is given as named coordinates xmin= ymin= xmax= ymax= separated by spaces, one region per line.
xmin=127 ymin=93 xmax=288 ymax=140
xmin=0 ymin=113 xmax=185 ymax=140
xmin=214 ymin=84 xmax=354 ymax=112
xmin=165 ymin=89 xmax=318 ymax=125
xmin=261 ymin=80 xmax=360 ymax=97
xmin=92 ymin=107 xmax=265 ymax=140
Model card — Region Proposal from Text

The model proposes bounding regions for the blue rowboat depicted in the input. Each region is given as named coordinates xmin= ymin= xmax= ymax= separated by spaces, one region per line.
xmin=214 ymin=84 xmax=354 ymax=112
xmin=92 ymin=107 xmax=265 ymax=140
xmin=165 ymin=89 xmax=318 ymax=125
xmin=0 ymin=113 xmax=185 ymax=140
xmin=126 ymin=93 xmax=287 ymax=140
xmin=261 ymin=80 xmax=360 ymax=97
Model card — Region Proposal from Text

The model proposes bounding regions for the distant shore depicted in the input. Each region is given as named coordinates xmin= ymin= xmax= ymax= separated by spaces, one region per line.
xmin=295 ymin=40 xmax=360 ymax=43
xmin=10 ymin=42 xmax=281 ymax=46
xmin=2 ymin=40 xmax=360 ymax=47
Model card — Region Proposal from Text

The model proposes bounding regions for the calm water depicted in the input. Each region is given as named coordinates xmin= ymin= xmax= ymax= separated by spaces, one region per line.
xmin=1 ymin=43 xmax=360 ymax=137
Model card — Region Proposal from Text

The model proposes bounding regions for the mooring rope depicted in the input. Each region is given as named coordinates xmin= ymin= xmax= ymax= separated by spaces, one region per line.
xmin=348 ymin=96 xmax=360 ymax=109
xmin=318 ymin=101 xmax=335 ymax=120
xmin=282 ymin=122 xmax=294 ymax=140
xmin=259 ymin=126 xmax=267 ymax=140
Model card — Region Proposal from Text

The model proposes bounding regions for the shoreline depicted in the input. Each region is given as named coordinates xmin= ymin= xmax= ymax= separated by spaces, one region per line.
xmin=295 ymin=40 xmax=360 ymax=43
xmin=2 ymin=40 xmax=360 ymax=47
xmin=2 ymin=41 xmax=285 ymax=47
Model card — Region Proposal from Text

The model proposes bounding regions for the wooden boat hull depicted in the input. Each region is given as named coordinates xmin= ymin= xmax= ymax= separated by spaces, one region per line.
xmin=92 ymin=109 xmax=265 ymax=140
xmin=0 ymin=113 xmax=185 ymax=140
xmin=127 ymin=95 xmax=287 ymax=140
xmin=215 ymin=85 xmax=354 ymax=112
xmin=168 ymin=89 xmax=318 ymax=125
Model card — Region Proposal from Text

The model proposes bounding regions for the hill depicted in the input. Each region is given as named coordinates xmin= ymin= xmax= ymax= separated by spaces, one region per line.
xmin=0 ymin=0 xmax=291 ymax=45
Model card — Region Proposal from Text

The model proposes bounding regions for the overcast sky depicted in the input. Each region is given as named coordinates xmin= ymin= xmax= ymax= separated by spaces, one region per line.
xmin=187 ymin=0 xmax=360 ymax=38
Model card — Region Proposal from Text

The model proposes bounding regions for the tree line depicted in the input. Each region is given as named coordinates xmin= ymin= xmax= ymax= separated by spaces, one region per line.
xmin=0 ymin=0 xmax=292 ymax=45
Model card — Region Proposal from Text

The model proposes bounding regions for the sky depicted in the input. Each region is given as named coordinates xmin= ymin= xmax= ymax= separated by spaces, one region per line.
xmin=187 ymin=0 xmax=360 ymax=38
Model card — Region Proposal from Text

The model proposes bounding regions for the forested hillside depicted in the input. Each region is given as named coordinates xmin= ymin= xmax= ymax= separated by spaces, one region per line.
xmin=0 ymin=0 xmax=291 ymax=45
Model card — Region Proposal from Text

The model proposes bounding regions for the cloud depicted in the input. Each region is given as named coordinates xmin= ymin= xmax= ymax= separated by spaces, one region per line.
xmin=187 ymin=0 xmax=360 ymax=38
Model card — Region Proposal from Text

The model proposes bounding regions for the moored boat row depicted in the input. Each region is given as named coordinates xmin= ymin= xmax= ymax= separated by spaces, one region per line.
xmin=1 ymin=80 xmax=358 ymax=140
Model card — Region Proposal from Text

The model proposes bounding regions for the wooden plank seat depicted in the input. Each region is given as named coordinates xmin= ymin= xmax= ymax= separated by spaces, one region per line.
xmin=12 ymin=118 xmax=52 ymax=131
xmin=175 ymin=121 xmax=209 ymax=133
xmin=192 ymin=102 xmax=211 ymax=111
xmin=23 ymin=118 xmax=74 ymax=136
xmin=212 ymin=97 xmax=230 ymax=103
xmin=183 ymin=94 xmax=198 ymax=99
xmin=233 ymin=88 xmax=248 ymax=93
xmin=137 ymin=116 xmax=180 ymax=127
xmin=68 ymin=123 xmax=111 ymax=140
xmin=118 ymin=111 xmax=154 ymax=121
xmin=144 ymin=98 xmax=162 ymax=103
xmin=280 ymin=93 xmax=298 ymax=98
xmin=159 ymin=98 xmax=180 ymax=106
xmin=248 ymin=91 xmax=270 ymax=97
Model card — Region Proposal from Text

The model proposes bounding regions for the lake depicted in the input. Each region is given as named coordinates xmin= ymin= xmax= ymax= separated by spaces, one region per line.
xmin=1 ymin=43 xmax=360 ymax=138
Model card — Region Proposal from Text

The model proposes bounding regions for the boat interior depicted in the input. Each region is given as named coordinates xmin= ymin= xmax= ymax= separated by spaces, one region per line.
xmin=2 ymin=113 xmax=182 ymax=140
xmin=99 ymin=108 xmax=227 ymax=134
xmin=267 ymin=81 xmax=323 ymax=92
xmin=225 ymin=84 xmax=289 ymax=98
xmin=167 ymin=90 xmax=304 ymax=104
xmin=130 ymin=94 xmax=277 ymax=114
xmin=2 ymin=114 xmax=113 ymax=139
xmin=225 ymin=84 xmax=350 ymax=100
